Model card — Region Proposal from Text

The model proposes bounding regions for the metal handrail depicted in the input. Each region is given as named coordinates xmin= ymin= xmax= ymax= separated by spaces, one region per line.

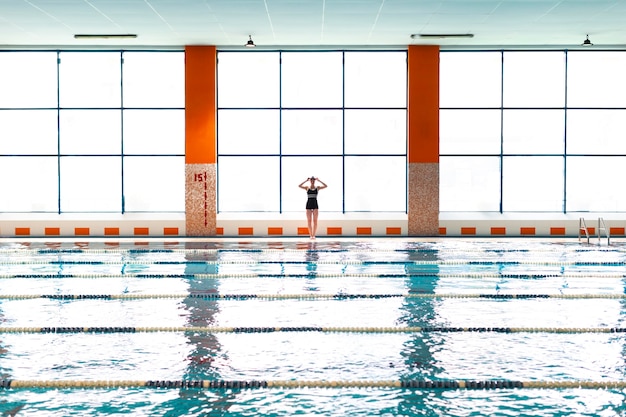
xmin=579 ymin=218 xmax=590 ymax=243
xmin=598 ymin=217 xmax=610 ymax=245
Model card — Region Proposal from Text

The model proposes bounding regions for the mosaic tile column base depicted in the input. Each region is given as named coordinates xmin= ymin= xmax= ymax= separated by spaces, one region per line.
xmin=186 ymin=164 xmax=216 ymax=236
xmin=408 ymin=162 xmax=439 ymax=236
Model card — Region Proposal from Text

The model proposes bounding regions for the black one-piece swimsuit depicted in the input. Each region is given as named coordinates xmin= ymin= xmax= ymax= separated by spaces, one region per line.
xmin=306 ymin=188 xmax=319 ymax=210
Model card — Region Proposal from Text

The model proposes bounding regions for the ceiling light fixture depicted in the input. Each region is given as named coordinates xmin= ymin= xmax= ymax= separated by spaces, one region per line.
xmin=582 ymin=34 xmax=593 ymax=46
xmin=245 ymin=35 xmax=256 ymax=48
xmin=411 ymin=33 xmax=474 ymax=39
xmin=74 ymin=34 xmax=137 ymax=39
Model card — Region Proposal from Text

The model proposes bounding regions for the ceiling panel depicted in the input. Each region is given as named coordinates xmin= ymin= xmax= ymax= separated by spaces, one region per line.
xmin=0 ymin=0 xmax=625 ymax=48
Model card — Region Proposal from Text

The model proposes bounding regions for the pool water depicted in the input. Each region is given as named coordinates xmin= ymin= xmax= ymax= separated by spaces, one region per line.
xmin=1 ymin=238 xmax=626 ymax=416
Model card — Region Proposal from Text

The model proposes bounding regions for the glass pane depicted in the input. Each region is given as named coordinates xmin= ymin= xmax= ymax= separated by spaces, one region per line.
xmin=566 ymin=110 xmax=626 ymax=154
xmin=123 ymin=52 xmax=184 ymax=108
xmin=440 ymin=52 xmax=502 ymax=108
xmin=502 ymin=156 xmax=563 ymax=211
xmin=60 ymin=156 xmax=122 ymax=212
xmin=124 ymin=156 xmax=184 ymax=211
xmin=282 ymin=110 xmax=343 ymax=155
xmin=281 ymin=52 xmax=343 ymax=108
xmin=503 ymin=51 xmax=565 ymax=108
xmin=218 ymin=110 xmax=279 ymax=154
xmin=218 ymin=156 xmax=280 ymax=211
xmin=0 ymin=110 xmax=58 ymax=154
xmin=503 ymin=110 xmax=565 ymax=154
xmin=567 ymin=156 xmax=626 ymax=211
xmin=345 ymin=156 xmax=406 ymax=211
xmin=345 ymin=51 xmax=407 ymax=107
xmin=123 ymin=110 xmax=185 ymax=154
xmin=281 ymin=156 xmax=343 ymax=213
xmin=345 ymin=110 xmax=406 ymax=154
xmin=60 ymin=110 xmax=121 ymax=154
xmin=440 ymin=110 xmax=501 ymax=154
xmin=0 ymin=157 xmax=58 ymax=212
xmin=440 ymin=156 xmax=500 ymax=211
xmin=217 ymin=52 xmax=279 ymax=108
xmin=568 ymin=51 xmax=626 ymax=107
xmin=59 ymin=52 xmax=121 ymax=108
xmin=0 ymin=52 xmax=58 ymax=108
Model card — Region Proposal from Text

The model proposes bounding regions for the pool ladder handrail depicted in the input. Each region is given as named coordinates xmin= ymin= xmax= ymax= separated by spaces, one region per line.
xmin=578 ymin=217 xmax=610 ymax=245
xmin=598 ymin=217 xmax=610 ymax=245
xmin=578 ymin=218 xmax=590 ymax=243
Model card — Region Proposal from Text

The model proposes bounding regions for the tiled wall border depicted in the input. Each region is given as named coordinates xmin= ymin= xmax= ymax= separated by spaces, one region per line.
xmin=1 ymin=214 xmax=624 ymax=237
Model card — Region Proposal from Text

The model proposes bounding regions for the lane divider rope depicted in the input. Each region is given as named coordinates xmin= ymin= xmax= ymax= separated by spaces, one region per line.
xmin=0 ymin=272 xmax=624 ymax=279
xmin=1 ymin=259 xmax=625 ymax=266
xmin=1 ymin=293 xmax=625 ymax=300
xmin=2 ymin=326 xmax=626 ymax=334
xmin=1 ymin=379 xmax=625 ymax=390
xmin=0 ymin=247 xmax=623 ymax=255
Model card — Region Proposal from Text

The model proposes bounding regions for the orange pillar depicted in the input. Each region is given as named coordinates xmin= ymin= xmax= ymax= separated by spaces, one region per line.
xmin=185 ymin=45 xmax=217 ymax=235
xmin=407 ymin=45 xmax=439 ymax=235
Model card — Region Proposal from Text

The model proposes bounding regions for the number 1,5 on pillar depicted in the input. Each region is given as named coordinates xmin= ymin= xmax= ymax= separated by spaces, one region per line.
xmin=194 ymin=172 xmax=207 ymax=182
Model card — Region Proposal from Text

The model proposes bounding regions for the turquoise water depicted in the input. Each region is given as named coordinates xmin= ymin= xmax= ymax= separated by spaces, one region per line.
xmin=1 ymin=238 xmax=626 ymax=416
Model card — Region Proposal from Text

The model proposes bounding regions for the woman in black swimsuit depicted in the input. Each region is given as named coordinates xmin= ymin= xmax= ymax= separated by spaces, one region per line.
xmin=298 ymin=176 xmax=327 ymax=239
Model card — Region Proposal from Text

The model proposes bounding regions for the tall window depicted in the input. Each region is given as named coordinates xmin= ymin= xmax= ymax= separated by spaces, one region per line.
xmin=0 ymin=52 xmax=60 ymax=212
xmin=0 ymin=50 xmax=185 ymax=213
xmin=440 ymin=50 xmax=626 ymax=213
xmin=216 ymin=51 xmax=407 ymax=213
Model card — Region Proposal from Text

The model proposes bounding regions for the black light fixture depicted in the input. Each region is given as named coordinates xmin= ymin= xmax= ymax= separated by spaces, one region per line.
xmin=411 ymin=33 xmax=474 ymax=39
xmin=582 ymin=34 xmax=593 ymax=46
xmin=74 ymin=34 xmax=137 ymax=39
xmin=245 ymin=35 xmax=255 ymax=48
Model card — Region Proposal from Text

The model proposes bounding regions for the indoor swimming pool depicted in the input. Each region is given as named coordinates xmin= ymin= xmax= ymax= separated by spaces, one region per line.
xmin=1 ymin=237 xmax=626 ymax=416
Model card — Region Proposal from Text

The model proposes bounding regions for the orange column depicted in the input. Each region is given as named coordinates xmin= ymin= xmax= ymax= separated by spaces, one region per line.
xmin=407 ymin=45 xmax=440 ymax=235
xmin=185 ymin=45 xmax=217 ymax=235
